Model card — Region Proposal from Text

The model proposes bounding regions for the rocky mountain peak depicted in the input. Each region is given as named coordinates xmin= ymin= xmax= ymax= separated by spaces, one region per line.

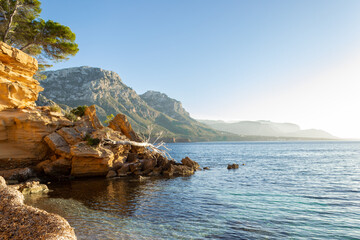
xmin=40 ymin=66 xmax=140 ymax=105
xmin=42 ymin=66 xmax=122 ymax=84
xmin=140 ymin=90 xmax=190 ymax=121
xmin=37 ymin=66 xmax=225 ymax=141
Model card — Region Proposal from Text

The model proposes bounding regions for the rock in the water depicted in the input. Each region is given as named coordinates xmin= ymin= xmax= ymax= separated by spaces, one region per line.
xmin=0 ymin=176 xmax=76 ymax=239
xmin=203 ymin=167 xmax=210 ymax=170
xmin=142 ymin=158 xmax=157 ymax=171
xmin=0 ymin=167 xmax=35 ymax=181
xmin=227 ymin=164 xmax=239 ymax=169
xmin=181 ymin=157 xmax=201 ymax=171
xmin=172 ymin=164 xmax=194 ymax=176
xmin=117 ymin=163 xmax=130 ymax=176
xmin=106 ymin=170 xmax=117 ymax=178
xmin=12 ymin=181 xmax=49 ymax=195
xmin=42 ymin=158 xmax=72 ymax=176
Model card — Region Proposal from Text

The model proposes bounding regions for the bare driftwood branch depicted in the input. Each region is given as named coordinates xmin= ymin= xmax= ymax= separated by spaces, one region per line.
xmin=103 ymin=137 xmax=172 ymax=160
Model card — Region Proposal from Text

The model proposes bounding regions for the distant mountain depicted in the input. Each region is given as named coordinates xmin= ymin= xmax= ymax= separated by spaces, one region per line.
xmin=37 ymin=66 xmax=337 ymax=142
xmin=198 ymin=120 xmax=338 ymax=139
xmin=37 ymin=66 xmax=235 ymax=142
xmin=140 ymin=91 xmax=193 ymax=122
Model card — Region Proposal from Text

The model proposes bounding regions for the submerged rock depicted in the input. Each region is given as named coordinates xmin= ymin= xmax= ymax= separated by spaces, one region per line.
xmin=11 ymin=181 xmax=49 ymax=195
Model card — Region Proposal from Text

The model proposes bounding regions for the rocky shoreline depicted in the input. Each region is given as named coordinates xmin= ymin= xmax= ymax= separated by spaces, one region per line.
xmin=0 ymin=42 xmax=202 ymax=238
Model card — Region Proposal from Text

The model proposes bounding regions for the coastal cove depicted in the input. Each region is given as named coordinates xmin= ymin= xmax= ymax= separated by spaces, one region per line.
xmin=25 ymin=141 xmax=360 ymax=239
xmin=1 ymin=2 xmax=360 ymax=239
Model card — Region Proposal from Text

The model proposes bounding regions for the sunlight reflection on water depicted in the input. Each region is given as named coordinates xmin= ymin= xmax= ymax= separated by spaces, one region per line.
xmin=25 ymin=141 xmax=360 ymax=239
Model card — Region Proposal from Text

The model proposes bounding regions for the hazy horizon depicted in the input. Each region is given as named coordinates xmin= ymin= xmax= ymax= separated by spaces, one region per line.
xmin=41 ymin=0 xmax=360 ymax=138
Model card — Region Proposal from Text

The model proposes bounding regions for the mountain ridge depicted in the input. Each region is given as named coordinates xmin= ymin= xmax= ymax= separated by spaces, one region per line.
xmin=198 ymin=119 xmax=338 ymax=139
xmin=37 ymin=66 xmax=338 ymax=142
xmin=37 ymin=66 xmax=235 ymax=142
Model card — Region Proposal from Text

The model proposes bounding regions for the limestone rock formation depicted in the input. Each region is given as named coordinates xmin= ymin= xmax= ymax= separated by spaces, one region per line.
xmin=108 ymin=113 xmax=142 ymax=142
xmin=36 ymin=105 xmax=201 ymax=178
xmin=0 ymin=107 xmax=73 ymax=169
xmin=0 ymin=42 xmax=74 ymax=170
xmin=0 ymin=176 xmax=76 ymax=239
xmin=0 ymin=42 xmax=42 ymax=111
xmin=0 ymin=42 xmax=201 ymax=181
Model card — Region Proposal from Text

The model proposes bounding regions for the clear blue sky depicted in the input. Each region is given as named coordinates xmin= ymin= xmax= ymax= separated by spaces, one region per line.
xmin=42 ymin=0 xmax=360 ymax=138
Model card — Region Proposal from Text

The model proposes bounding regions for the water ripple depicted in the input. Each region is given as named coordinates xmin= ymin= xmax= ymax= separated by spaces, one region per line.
xmin=25 ymin=141 xmax=360 ymax=239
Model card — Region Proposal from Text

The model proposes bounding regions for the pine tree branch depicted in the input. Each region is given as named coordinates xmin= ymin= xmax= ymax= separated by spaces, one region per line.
xmin=0 ymin=6 xmax=8 ymax=21
xmin=2 ymin=0 xmax=22 ymax=43
xmin=19 ymin=42 xmax=33 ymax=51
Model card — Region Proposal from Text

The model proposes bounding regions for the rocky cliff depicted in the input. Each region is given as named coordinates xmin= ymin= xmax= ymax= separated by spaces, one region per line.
xmin=38 ymin=67 xmax=234 ymax=142
xmin=0 ymin=42 xmax=73 ymax=169
xmin=0 ymin=42 xmax=201 ymax=179
xmin=0 ymin=42 xmax=42 ymax=111
xmin=140 ymin=90 xmax=192 ymax=122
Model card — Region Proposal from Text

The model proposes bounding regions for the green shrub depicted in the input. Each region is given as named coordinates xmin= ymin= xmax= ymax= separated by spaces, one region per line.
xmin=103 ymin=114 xmax=114 ymax=125
xmin=64 ymin=112 xmax=77 ymax=122
xmin=49 ymin=104 xmax=61 ymax=113
xmin=84 ymin=134 xmax=101 ymax=147
xmin=71 ymin=105 xmax=88 ymax=117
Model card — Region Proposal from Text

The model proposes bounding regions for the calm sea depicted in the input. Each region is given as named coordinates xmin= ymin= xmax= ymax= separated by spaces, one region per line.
xmin=25 ymin=141 xmax=360 ymax=239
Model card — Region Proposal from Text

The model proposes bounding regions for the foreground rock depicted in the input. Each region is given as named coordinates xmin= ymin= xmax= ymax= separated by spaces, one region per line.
xmin=0 ymin=176 xmax=76 ymax=240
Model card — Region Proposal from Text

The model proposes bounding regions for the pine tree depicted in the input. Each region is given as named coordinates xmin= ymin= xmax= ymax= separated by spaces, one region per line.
xmin=0 ymin=0 xmax=78 ymax=69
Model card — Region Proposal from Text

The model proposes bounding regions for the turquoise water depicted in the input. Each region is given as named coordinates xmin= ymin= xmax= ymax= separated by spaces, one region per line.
xmin=25 ymin=141 xmax=360 ymax=239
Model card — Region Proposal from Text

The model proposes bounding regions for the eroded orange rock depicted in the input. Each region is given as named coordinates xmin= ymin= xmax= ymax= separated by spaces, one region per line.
xmin=0 ymin=42 xmax=43 ymax=111
xmin=0 ymin=108 xmax=73 ymax=169
xmin=108 ymin=113 xmax=142 ymax=142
